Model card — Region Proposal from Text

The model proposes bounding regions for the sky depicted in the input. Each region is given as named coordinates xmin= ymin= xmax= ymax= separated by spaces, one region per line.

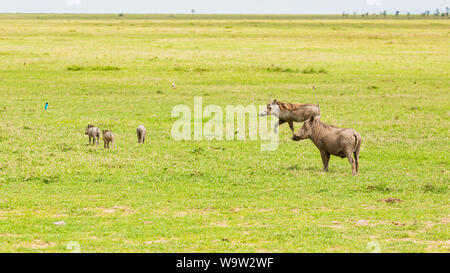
xmin=1 ymin=0 xmax=449 ymax=14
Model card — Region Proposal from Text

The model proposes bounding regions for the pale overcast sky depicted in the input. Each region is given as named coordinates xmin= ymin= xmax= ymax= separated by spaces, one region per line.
xmin=1 ymin=0 xmax=449 ymax=14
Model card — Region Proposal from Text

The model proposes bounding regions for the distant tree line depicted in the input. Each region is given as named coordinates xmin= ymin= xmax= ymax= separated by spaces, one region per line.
xmin=342 ymin=7 xmax=449 ymax=19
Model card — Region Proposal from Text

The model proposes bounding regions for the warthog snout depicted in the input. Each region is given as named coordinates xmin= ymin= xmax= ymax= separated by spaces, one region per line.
xmin=291 ymin=134 xmax=301 ymax=141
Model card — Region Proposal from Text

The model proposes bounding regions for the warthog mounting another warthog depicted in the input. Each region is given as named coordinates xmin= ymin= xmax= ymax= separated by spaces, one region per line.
xmin=292 ymin=116 xmax=361 ymax=175
xmin=259 ymin=99 xmax=320 ymax=134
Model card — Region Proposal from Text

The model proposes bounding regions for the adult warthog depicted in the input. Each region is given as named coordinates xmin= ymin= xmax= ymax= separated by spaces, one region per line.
xmin=85 ymin=124 xmax=100 ymax=145
xmin=102 ymin=130 xmax=115 ymax=149
xmin=259 ymin=99 xmax=320 ymax=134
xmin=136 ymin=125 xmax=146 ymax=144
xmin=292 ymin=116 xmax=361 ymax=176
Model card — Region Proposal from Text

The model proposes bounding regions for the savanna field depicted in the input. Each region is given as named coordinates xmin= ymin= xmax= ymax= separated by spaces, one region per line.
xmin=0 ymin=14 xmax=448 ymax=252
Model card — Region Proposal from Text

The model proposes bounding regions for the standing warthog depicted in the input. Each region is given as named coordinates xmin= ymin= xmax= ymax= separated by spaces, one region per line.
xmin=136 ymin=125 xmax=146 ymax=144
xmin=102 ymin=130 xmax=115 ymax=149
xmin=292 ymin=116 xmax=361 ymax=175
xmin=259 ymin=99 xmax=320 ymax=134
xmin=85 ymin=124 xmax=100 ymax=145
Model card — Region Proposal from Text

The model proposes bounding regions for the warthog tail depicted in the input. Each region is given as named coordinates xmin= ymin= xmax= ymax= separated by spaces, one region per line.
xmin=353 ymin=133 xmax=361 ymax=153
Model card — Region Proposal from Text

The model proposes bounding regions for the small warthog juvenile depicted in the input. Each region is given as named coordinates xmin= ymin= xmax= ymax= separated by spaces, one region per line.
xmin=102 ymin=130 xmax=115 ymax=149
xmin=292 ymin=117 xmax=361 ymax=175
xmin=85 ymin=124 xmax=100 ymax=145
xmin=259 ymin=99 xmax=320 ymax=133
xmin=136 ymin=125 xmax=146 ymax=144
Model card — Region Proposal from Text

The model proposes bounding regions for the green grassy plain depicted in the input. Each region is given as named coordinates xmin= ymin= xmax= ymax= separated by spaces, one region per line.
xmin=0 ymin=14 xmax=448 ymax=252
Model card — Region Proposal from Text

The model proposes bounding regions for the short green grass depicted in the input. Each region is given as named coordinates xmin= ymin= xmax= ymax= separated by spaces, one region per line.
xmin=0 ymin=14 xmax=448 ymax=253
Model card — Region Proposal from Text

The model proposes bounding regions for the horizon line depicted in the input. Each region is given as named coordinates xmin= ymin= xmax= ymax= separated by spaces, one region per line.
xmin=0 ymin=12 xmax=440 ymax=15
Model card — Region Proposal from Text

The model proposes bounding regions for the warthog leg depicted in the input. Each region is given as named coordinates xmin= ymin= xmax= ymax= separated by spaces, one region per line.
xmin=346 ymin=153 xmax=357 ymax=176
xmin=287 ymin=121 xmax=294 ymax=134
xmin=320 ymin=151 xmax=330 ymax=172
xmin=274 ymin=120 xmax=286 ymax=133
xmin=354 ymin=136 xmax=361 ymax=174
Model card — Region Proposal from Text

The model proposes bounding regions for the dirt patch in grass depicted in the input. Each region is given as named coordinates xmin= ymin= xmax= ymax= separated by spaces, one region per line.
xmin=18 ymin=240 xmax=55 ymax=250
xmin=86 ymin=206 xmax=136 ymax=215
xmin=174 ymin=211 xmax=188 ymax=217
xmin=258 ymin=208 xmax=273 ymax=212
xmin=211 ymin=222 xmax=228 ymax=227
xmin=192 ymin=208 xmax=215 ymax=214
xmin=421 ymin=217 xmax=450 ymax=229
xmin=0 ymin=233 xmax=21 ymax=238
xmin=53 ymin=214 xmax=68 ymax=218
xmin=327 ymin=221 xmax=343 ymax=229
xmin=355 ymin=219 xmax=369 ymax=226
xmin=361 ymin=204 xmax=378 ymax=210
xmin=354 ymin=219 xmax=391 ymax=227
xmin=32 ymin=240 xmax=55 ymax=249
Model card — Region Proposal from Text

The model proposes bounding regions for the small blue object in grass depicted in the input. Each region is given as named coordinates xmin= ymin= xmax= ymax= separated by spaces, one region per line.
xmin=45 ymin=102 xmax=48 ymax=110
